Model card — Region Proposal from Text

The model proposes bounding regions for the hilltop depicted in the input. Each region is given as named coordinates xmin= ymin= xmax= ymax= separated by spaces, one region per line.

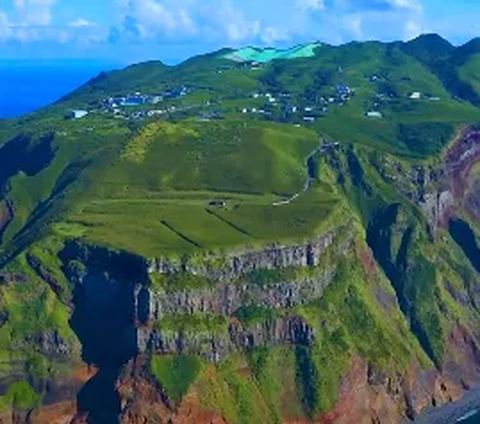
xmin=0 ymin=34 xmax=479 ymax=424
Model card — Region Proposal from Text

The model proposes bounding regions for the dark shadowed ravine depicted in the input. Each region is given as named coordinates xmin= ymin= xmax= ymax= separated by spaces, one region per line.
xmin=70 ymin=270 xmax=138 ymax=423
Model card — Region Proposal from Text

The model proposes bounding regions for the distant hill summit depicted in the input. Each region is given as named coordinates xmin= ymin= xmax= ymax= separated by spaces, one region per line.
xmin=401 ymin=33 xmax=454 ymax=67
xmin=222 ymin=42 xmax=322 ymax=63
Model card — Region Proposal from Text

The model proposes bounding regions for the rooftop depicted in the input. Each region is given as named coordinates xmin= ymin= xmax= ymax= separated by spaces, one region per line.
xmin=223 ymin=43 xmax=322 ymax=64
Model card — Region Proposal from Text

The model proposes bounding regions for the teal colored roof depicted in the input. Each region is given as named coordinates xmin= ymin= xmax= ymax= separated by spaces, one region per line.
xmin=223 ymin=43 xmax=321 ymax=63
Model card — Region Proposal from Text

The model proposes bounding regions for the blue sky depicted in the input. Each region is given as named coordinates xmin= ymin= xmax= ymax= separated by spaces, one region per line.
xmin=0 ymin=0 xmax=479 ymax=64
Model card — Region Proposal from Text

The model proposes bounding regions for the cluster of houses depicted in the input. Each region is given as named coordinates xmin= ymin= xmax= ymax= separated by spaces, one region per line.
xmin=67 ymin=70 xmax=444 ymax=126
xmin=70 ymin=86 xmax=202 ymax=121
xmin=236 ymin=85 xmax=355 ymax=123
xmin=102 ymin=87 xmax=189 ymax=109
xmin=364 ymin=90 xmax=442 ymax=120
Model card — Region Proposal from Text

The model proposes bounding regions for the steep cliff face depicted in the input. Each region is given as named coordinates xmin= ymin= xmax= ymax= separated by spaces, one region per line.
xmin=371 ymin=127 xmax=480 ymax=237
xmin=139 ymin=316 xmax=315 ymax=363
xmin=62 ymin=224 xmax=350 ymax=362
xmin=148 ymin=271 xmax=335 ymax=319
xmin=420 ymin=127 xmax=480 ymax=232
xmin=148 ymin=231 xmax=336 ymax=280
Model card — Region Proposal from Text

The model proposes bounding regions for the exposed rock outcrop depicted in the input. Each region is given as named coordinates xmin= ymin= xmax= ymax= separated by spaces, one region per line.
xmin=420 ymin=191 xmax=455 ymax=234
xmin=429 ymin=127 xmax=480 ymax=228
xmin=138 ymin=316 xmax=314 ymax=362
xmin=149 ymin=271 xmax=336 ymax=319
xmin=148 ymin=231 xmax=336 ymax=280
xmin=26 ymin=331 xmax=73 ymax=358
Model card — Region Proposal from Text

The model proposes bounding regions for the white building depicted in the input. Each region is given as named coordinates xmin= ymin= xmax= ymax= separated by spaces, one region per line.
xmin=410 ymin=92 xmax=422 ymax=100
xmin=366 ymin=111 xmax=383 ymax=118
xmin=71 ymin=110 xmax=88 ymax=119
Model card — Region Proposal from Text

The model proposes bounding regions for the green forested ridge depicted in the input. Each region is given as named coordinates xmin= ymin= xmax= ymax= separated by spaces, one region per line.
xmin=0 ymin=34 xmax=479 ymax=421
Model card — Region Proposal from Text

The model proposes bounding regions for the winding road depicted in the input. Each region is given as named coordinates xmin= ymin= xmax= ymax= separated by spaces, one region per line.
xmin=272 ymin=139 xmax=327 ymax=206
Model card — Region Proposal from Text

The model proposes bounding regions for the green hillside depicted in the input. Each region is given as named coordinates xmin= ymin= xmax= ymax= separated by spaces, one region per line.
xmin=1 ymin=35 xmax=480 ymax=423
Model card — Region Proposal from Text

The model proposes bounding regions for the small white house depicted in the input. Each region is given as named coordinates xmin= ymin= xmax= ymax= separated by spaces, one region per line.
xmin=410 ymin=92 xmax=422 ymax=100
xmin=71 ymin=110 xmax=88 ymax=119
xmin=303 ymin=116 xmax=316 ymax=122
xmin=305 ymin=107 xmax=314 ymax=112
xmin=366 ymin=111 xmax=383 ymax=118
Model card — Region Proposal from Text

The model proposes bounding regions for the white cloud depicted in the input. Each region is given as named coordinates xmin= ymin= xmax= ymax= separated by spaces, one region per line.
xmin=13 ymin=0 xmax=57 ymax=26
xmin=113 ymin=0 xmax=197 ymax=40
xmin=388 ymin=0 xmax=422 ymax=11
xmin=111 ymin=0 xmax=287 ymax=45
xmin=216 ymin=2 xmax=260 ymax=42
xmin=261 ymin=26 xmax=289 ymax=45
xmin=298 ymin=0 xmax=325 ymax=12
xmin=404 ymin=19 xmax=423 ymax=40
xmin=343 ymin=14 xmax=363 ymax=39
xmin=0 ymin=12 xmax=12 ymax=41
xmin=69 ymin=18 xmax=98 ymax=28
xmin=0 ymin=1 xmax=103 ymax=45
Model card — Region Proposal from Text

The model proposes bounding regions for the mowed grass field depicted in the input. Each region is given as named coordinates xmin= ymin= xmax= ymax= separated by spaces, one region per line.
xmin=60 ymin=188 xmax=340 ymax=257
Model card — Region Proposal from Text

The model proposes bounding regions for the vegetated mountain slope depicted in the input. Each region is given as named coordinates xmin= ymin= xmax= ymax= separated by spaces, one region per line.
xmin=400 ymin=33 xmax=455 ymax=67
xmin=0 ymin=36 xmax=480 ymax=424
xmin=403 ymin=35 xmax=480 ymax=106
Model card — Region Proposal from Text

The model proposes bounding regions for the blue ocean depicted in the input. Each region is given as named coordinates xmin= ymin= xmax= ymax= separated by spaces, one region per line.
xmin=0 ymin=60 xmax=120 ymax=118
